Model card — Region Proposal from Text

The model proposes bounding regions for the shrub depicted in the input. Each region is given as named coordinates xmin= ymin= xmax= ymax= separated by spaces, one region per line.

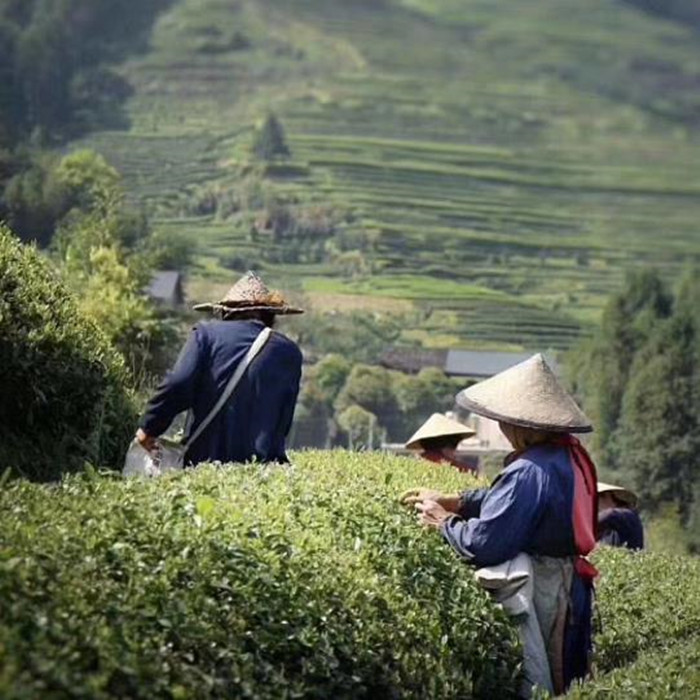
xmin=0 ymin=451 xmax=521 ymax=699
xmin=590 ymin=546 xmax=700 ymax=672
xmin=0 ymin=226 xmax=136 ymax=480
xmin=567 ymin=639 xmax=700 ymax=698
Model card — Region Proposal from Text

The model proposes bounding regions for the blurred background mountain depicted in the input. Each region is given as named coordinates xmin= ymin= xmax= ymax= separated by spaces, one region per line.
xmin=5 ymin=0 xmax=700 ymax=353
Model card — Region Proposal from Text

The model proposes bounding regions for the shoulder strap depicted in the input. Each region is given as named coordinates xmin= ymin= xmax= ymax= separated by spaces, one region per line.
xmin=184 ymin=327 xmax=273 ymax=448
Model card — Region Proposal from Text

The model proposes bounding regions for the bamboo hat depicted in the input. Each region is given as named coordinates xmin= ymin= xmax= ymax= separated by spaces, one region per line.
xmin=455 ymin=353 xmax=592 ymax=433
xmin=405 ymin=413 xmax=476 ymax=450
xmin=598 ymin=482 xmax=638 ymax=508
xmin=193 ymin=271 xmax=304 ymax=315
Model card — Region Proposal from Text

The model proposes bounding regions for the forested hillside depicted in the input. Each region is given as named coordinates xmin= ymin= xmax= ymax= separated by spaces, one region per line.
xmin=64 ymin=0 xmax=700 ymax=350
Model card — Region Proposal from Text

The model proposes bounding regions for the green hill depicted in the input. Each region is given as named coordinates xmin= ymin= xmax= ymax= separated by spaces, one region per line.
xmin=75 ymin=0 xmax=700 ymax=350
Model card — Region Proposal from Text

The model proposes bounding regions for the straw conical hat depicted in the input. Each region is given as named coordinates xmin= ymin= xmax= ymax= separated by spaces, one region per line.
xmin=193 ymin=271 xmax=303 ymax=315
xmin=598 ymin=482 xmax=637 ymax=508
xmin=405 ymin=413 xmax=476 ymax=450
xmin=455 ymin=353 xmax=592 ymax=433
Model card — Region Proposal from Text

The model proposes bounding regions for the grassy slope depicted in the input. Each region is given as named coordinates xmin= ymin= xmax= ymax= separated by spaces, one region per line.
xmin=76 ymin=0 xmax=700 ymax=350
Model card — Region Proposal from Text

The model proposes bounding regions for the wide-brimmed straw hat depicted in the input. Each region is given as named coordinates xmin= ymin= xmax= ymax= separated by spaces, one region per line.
xmin=193 ymin=271 xmax=304 ymax=316
xmin=598 ymin=481 xmax=638 ymax=508
xmin=405 ymin=413 xmax=476 ymax=450
xmin=455 ymin=353 xmax=592 ymax=433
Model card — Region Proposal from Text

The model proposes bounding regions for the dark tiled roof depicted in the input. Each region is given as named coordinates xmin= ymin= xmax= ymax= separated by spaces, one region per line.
xmin=380 ymin=347 xmax=448 ymax=374
xmin=147 ymin=270 xmax=183 ymax=303
xmin=445 ymin=350 xmax=556 ymax=378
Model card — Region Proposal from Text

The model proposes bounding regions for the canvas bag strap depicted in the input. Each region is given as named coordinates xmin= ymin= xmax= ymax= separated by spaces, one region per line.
xmin=183 ymin=327 xmax=272 ymax=448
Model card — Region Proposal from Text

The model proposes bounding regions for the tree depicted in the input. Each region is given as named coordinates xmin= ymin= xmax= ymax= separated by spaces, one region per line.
xmin=46 ymin=150 xmax=179 ymax=382
xmin=570 ymin=267 xmax=700 ymax=552
xmin=614 ymin=311 xmax=699 ymax=511
xmin=337 ymin=405 xmax=378 ymax=450
xmin=252 ymin=113 xmax=290 ymax=160
xmin=313 ymin=354 xmax=352 ymax=404
xmin=393 ymin=367 xmax=460 ymax=439
xmin=49 ymin=149 xmax=122 ymax=214
xmin=567 ymin=269 xmax=673 ymax=467
xmin=146 ymin=228 xmax=196 ymax=270
xmin=3 ymin=164 xmax=56 ymax=245
xmin=335 ymin=364 xmax=402 ymax=440
xmin=0 ymin=224 xmax=136 ymax=480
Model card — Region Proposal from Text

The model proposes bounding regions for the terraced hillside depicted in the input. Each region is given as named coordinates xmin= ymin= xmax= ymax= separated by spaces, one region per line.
xmin=76 ymin=0 xmax=700 ymax=350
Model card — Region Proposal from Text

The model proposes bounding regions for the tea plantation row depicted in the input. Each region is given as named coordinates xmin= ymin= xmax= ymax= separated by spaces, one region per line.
xmin=2 ymin=451 xmax=700 ymax=698
xmin=569 ymin=639 xmax=700 ymax=699
xmin=0 ymin=453 xmax=519 ymax=699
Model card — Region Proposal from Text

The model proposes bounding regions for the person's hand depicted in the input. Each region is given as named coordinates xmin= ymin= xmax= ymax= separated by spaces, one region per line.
xmin=400 ymin=487 xmax=443 ymax=506
xmin=415 ymin=499 xmax=451 ymax=529
xmin=400 ymin=488 xmax=461 ymax=513
xmin=136 ymin=428 xmax=158 ymax=454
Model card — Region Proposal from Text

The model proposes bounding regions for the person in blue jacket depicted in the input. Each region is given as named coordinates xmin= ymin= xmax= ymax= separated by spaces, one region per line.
xmin=402 ymin=354 xmax=598 ymax=696
xmin=136 ymin=271 xmax=303 ymax=465
xmin=597 ymin=482 xmax=644 ymax=550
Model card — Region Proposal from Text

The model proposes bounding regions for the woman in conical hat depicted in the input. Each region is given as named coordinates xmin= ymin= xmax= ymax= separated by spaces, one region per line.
xmin=402 ymin=354 xmax=597 ymax=696
xmin=136 ymin=271 xmax=303 ymax=466
xmin=405 ymin=413 xmax=476 ymax=473
xmin=597 ymin=481 xmax=644 ymax=550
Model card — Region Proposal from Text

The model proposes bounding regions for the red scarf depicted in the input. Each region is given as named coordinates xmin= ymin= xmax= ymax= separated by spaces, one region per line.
xmin=554 ymin=435 xmax=599 ymax=582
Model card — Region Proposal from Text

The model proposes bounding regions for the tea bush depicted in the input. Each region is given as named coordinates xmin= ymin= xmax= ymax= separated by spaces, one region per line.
xmin=590 ymin=546 xmax=700 ymax=672
xmin=3 ymin=452 xmax=699 ymax=699
xmin=567 ymin=639 xmax=700 ymax=698
xmin=0 ymin=451 xmax=521 ymax=699
xmin=0 ymin=226 xmax=136 ymax=480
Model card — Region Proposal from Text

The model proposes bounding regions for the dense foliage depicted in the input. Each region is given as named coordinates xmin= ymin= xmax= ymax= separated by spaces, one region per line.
xmin=567 ymin=546 xmax=700 ymax=698
xmin=0 ymin=0 xmax=172 ymax=242
xmin=0 ymin=0 xmax=170 ymax=142
xmin=2 ymin=455 xmax=699 ymax=698
xmin=293 ymin=355 xmax=464 ymax=448
xmin=0 ymin=452 xmax=521 ymax=698
xmin=590 ymin=547 xmax=700 ymax=672
xmin=0 ymin=149 xmax=186 ymax=382
xmin=568 ymin=639 xmax=700 ymax=698
xmin=0 ymin=225 xmax=136 ymax=481
xmin=567 ymin=269 xmax=700 ymax=551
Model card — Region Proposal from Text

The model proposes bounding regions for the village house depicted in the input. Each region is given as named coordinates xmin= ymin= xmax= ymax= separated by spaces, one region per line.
xmin=146 ymin=270 xmax=185 ymax=308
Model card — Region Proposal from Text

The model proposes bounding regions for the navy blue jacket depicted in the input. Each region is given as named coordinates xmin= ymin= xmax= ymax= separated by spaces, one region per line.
xmin=441 ymin=444 xmax=593 ymax=689
xmin=598 ymin=508 xmax=644 ymax=550
xmin=140 ymin=320 xmax=302 ymax=465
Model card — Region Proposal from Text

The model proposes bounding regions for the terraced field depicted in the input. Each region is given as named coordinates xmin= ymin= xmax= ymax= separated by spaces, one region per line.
xmin=75 ymin=0 xmax=700 ymax=350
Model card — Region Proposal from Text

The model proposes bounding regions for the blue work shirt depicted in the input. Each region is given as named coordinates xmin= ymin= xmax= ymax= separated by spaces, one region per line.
xmin=139 ymin=319 xmax=302 ymax=465
xmin=598 ymin=508 xmax=644 ymax=550
xmin=442 ymin=444 xmax=580 ymax=566
xmin=441 ymin=443 xmax=593 ymax=689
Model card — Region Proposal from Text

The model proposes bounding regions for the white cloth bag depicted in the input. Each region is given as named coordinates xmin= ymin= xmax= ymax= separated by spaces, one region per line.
xmin=475 ymin=554 xmax=554 ymax=698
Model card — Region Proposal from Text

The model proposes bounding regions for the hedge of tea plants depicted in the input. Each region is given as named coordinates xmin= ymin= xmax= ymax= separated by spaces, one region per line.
xmin=3 ymin=451 xmax=699 ymax=699
xmin=590 ymin=546 xmax=700 ymax=673
xmin=557 ymin=546 xmax=700 ymax=697
xmin=567 ymin=638 xmax=700 ymax=699
xmin=0 ymin=226 xmax=136 ymax=481
xmin=0 ymin=452 xmax=521 ymax=699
